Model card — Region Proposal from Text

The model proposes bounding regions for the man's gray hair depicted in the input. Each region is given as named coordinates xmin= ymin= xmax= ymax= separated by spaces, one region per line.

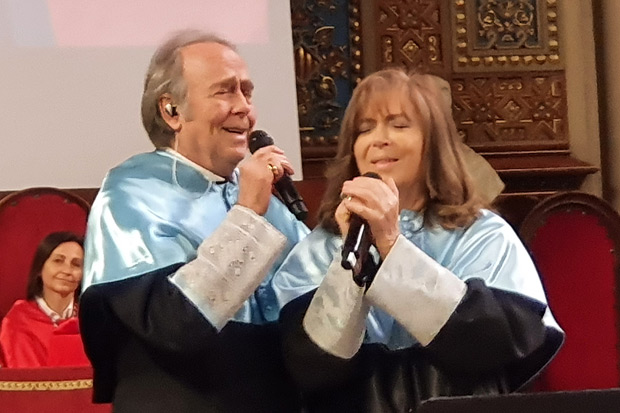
xmin=141 ymin=29 xmax=236 ymax=148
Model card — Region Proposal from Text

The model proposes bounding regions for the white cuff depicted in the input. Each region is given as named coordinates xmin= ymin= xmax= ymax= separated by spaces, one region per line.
xmin=366 ymin=234 xmax=466 ymax=346
xmin=302 ymin=258 xmax=369 ymax=359
xmin=170 ymin=205 xmax=287 ymax=330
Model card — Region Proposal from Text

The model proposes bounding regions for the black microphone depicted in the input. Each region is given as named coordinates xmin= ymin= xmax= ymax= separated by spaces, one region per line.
xmin=341 ymin=172 xmax=381 ymax=285
xmin=248 ymin=130 xmax=308 ymax=221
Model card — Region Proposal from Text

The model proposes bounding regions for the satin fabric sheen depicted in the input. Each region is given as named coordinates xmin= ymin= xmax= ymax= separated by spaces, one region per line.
xmin=83 ymin=150 xmax=309 ymax=325
xmin=273 ymin=208 xmax=562 ymax=349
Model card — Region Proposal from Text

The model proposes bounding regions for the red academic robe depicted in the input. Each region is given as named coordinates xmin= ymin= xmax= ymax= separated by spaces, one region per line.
xmin=0 ymin=299 xmax=90 ymax=368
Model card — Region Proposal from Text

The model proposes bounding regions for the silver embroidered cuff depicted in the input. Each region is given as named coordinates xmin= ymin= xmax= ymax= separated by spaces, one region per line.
xmin=302 ymin=258 xmax=369 ymax=359
xmin=170 ymin=205 xmax=287 ymax=330
xmin=365 ymin=234 xmax=467 ymax=346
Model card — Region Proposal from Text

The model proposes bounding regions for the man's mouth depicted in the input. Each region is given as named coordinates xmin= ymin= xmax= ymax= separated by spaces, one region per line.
xmin=223 ymin=127 xmax=247 ymax=134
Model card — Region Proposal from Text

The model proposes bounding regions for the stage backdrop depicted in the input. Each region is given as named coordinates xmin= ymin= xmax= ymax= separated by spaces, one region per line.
xmin=0 ymin=0 xmax=302 ymax=190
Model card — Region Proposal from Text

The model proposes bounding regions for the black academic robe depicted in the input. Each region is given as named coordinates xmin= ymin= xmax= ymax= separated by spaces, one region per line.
xmin=280 ymin=278 xmax=564 ymax=413
xmin=79 ymin=264 xmax=303 ymax=413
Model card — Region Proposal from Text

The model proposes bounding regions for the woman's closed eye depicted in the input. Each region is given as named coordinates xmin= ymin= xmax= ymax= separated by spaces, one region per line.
xmin=357 ymin=122 xmax=375 ymax=135
xmin=389 ymin=117 xmax=411 ymax=129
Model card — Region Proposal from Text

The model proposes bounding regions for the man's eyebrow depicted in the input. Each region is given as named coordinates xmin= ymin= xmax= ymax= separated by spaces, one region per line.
xmin=210 ymin=77 xmax=254 ymax=92
xmin=241 ymin=79 xmax=254 ymax=92
xmin=210 ymin=76 xmax=237 ymax=90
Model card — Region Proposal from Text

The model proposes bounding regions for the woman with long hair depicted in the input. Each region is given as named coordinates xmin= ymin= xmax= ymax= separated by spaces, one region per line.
xmin=273 ymin=69 xmax=564 ymax=412
xmin=0 ymin=231 xmax=86 ymax=368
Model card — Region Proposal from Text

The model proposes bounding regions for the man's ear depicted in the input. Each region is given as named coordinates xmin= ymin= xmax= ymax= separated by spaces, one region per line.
xmin=159 ymin=95 xmax=181 ymax=132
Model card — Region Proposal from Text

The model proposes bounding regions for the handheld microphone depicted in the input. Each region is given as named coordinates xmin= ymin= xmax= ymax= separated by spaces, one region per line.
xmin=248 ymin=130 xmax=308 ymax=221
xmin=341 ymin=172 xmax=381 ymax=285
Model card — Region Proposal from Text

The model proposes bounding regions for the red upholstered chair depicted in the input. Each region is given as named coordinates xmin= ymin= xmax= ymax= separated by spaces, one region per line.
xmin=0 ymin=366 xmax=110 ymax=412
xmin=0 ymin=187 xmax=90 ymax=320
xmin=0 ymin=188 xmax=110 ymax=411
xmin=520 ymin=191 xmax=620 ymax=391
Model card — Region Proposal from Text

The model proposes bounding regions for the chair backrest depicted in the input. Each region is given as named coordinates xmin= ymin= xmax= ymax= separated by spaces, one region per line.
xmin=520 ymin=191 xmax=620 ymax=391
xmin=0 ymin=188 xmax=90 ymax=320
xmin=296 ymin=178 xmax=328 ymax=229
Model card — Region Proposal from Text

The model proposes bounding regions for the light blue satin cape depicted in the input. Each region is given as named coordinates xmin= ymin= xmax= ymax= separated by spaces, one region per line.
xmin=83 ymin=150 xmax=310 ymax=324
xmin=273 ymin=209 xmax=562 ymax=349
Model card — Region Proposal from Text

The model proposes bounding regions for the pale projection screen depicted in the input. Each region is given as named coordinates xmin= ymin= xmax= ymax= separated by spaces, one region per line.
xmin=0 ymin=0 xmax=301 ymax=190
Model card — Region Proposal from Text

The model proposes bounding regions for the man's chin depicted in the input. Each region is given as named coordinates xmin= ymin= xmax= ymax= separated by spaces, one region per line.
xmin=232 ymin=148 xmax=249 ymax=163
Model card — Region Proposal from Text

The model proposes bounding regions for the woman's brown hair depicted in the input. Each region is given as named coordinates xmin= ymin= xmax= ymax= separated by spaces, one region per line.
xmin=26 ymin=231 xmax=84 ymax=301
xmin=318 ymin=69 xmax=485 ymax=234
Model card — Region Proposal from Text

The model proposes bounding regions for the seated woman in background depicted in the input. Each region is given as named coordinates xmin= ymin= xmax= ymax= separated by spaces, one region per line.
xmin=0 ymin=231 xmax=89 ymax=368
xmin=273 ymin=69 xmax=564 ymax=412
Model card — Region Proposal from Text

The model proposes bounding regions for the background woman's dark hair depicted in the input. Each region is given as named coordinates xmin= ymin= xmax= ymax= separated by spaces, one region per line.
xmin=26 ymin=231 xmax=84 ymax=301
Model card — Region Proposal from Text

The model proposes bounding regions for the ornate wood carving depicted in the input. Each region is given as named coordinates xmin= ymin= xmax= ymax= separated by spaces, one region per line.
xmin=452 ymin=72 xmax=568 ymax=152
xmin=0 ymin=378 xmax=93 ymax=391
xmin=294 ymin=0 xmax=597 ymax=228
xmin=488 ymin=153 xmax=598 ymax=192
xmin=373 ymin=0 xmax=450 ymax=76
xmin=452 ymin=0 xmax=562 ymax=72
xmin=290 ymin=0 xmax=363 ymax=178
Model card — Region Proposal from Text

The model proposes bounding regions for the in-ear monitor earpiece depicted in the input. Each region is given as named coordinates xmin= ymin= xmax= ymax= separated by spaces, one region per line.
xmin=165 ymin=103 xmax=178 ymax=117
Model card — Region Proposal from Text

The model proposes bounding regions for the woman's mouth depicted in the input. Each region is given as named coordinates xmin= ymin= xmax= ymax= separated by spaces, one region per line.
xmin=372 ymin=158 xmax=398 ymax=168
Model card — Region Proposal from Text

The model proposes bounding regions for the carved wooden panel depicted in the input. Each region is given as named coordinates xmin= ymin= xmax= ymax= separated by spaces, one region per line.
xmin=373 ymin=0 xmax=450 ymax=76
xmin=452 ymin=0 xmax=562 ymax=73
xmin=292 ymin=0 xmax=596 ymax=226
xmin=452 ymin=72 xmax=568 ymax=152
xmin=290 ymin=0 xmax=363 ymax=178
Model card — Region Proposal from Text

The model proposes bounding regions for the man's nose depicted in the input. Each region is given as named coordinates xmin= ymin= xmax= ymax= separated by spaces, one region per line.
xmin=232 ymin=91 xmax=252 ymax=115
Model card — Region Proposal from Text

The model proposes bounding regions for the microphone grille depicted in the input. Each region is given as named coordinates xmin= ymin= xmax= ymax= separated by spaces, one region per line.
xmin=363 ymin=172 xmax=382 ymax=180
xmin=248 ymin=130 xmax=274 ymax=153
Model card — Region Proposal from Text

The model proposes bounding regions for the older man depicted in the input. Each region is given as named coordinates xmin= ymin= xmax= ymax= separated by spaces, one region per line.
xmin=79 ymin=30 xmax=309 ymax=412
